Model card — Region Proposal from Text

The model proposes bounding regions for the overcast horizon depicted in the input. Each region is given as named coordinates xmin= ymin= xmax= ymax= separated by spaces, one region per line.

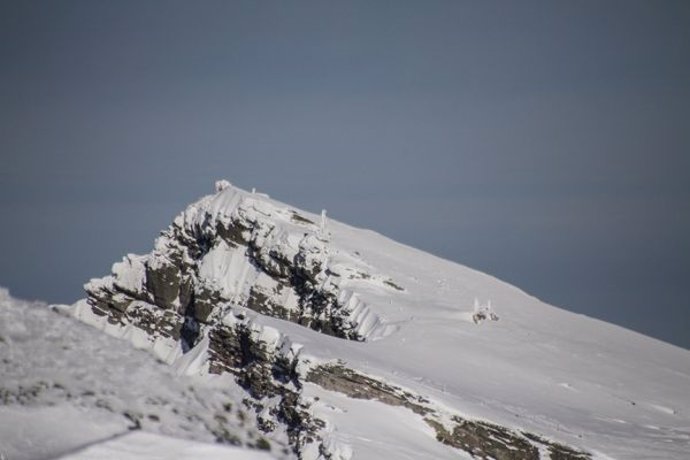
xmin=1 ymin=1 xmax=689 ymax=349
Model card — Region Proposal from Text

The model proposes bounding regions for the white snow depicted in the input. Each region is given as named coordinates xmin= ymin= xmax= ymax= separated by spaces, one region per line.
xmin=111 ymin=254 xmax=147 ymax=295
xmin=307 ymin=385 xmax=469 ymax=460
xmin=0 ymin=405 xmax=128 ymax=460
xmin=58 ymin=431 xmax=273 ymax=460
xmin=199 ymin=239 xmax=259 ymax=300
xmin=0 ymin=289 xmax=286 ymax=460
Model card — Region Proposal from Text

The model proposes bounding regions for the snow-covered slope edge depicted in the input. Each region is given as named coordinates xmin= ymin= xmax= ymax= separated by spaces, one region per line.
xmin=58 ymin=431 xmax=274 ymax=460
xmin=0 ymin=287 xmax=285 ymax=460
xmin=61 ymin=181 xmax=690 ymax=459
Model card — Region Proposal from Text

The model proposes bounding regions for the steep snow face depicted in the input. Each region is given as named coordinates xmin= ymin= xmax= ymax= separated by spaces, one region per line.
xmin=59 ymin=182 xmax=690 ymax=459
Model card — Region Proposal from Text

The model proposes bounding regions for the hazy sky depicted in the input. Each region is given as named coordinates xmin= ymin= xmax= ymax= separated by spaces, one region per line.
xmin=1 ymin=1 xmax=688 ymax=349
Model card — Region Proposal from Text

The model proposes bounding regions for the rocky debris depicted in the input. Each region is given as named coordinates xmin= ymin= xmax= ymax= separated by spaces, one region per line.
xmin=0 ymin=381 xmax=57 ymax=405
xmin=306 ymin=363 xmax=430 ymax=416
xmin=426 ymin=417 xmax=538 ymax=460
xmin=124 ymin=301 xmax=185 ymax=340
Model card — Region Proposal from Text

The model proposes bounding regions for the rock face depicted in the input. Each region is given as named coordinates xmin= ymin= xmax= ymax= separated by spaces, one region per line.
xmin=72 ymin=182 xmax=595 ymax=459
xmin=84 ymin=186 xmax=385 ymax=345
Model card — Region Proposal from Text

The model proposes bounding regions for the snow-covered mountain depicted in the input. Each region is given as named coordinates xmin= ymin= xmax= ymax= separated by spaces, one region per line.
xmin=2 ymin=181 xmax=689 ymax=459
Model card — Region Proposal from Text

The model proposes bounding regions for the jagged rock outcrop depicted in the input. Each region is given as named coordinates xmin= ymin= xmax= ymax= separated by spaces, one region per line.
xmin=84 ymin=183 xmax=389 ymax=345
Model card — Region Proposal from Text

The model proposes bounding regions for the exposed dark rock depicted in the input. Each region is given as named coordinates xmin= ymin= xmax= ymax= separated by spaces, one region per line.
xmin=86 ymin=288 xmax=130 ymax=316
xmin=426 ymin=417 xmax=538 ymax=460
xmin=290 ymin=212 xmax=315 ymax=225
xmin=383 ymin=279 xmax=404 ymax=291
xmin=246 ymin=287 xmax=281 ymax=318
xmin=125 ymin=304 xmax=184 ymax=340
xmin=190 ymin=285 xmax=221 ymax=323
xmin=145 ymin=260 xmax=183 ymax=310
xmin=205 ymin=319 xmax=326 ymax=455
xmin=180 ymin=315 xmax=200 ymax=352
xmin=217 ymin=218 xmax=251 ymax=248
xmin=306 ymin=363 xmax=430 ymax=415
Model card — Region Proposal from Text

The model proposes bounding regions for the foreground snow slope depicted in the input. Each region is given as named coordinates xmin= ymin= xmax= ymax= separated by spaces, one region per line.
xmin=0 ymin=288 xmax=285 ymax=459
xmin=58 ymin=431 xmax=273 ymax=460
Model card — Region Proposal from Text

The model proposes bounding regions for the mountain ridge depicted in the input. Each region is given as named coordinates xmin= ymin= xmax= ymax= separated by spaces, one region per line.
xmin=65 ymin=181 xmax=690 ymax=459
xmin=3 ymin=180 xmax=688 ymax=459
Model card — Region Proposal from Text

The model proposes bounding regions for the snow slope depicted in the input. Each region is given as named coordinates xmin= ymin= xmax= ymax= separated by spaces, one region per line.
xmin=286 ymin=218 xmax=690 ymax=459
xmin=3 ymin=181 xmax=689 ymax=459
xmin=0 ymin=287 xmax=284 ymax=459
xmin=59 ymin=431 xmax=273 ymax=460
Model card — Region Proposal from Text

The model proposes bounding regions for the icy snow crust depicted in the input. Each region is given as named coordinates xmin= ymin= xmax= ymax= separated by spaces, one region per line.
xmin=4 ymin=183 xmax=688 ymax=459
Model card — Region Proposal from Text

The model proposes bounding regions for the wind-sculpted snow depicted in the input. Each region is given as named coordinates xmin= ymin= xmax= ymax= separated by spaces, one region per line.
xmin=55 ymin=181 xmax=690 ymax=459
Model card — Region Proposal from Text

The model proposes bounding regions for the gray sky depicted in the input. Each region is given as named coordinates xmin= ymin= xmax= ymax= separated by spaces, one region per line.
xmin=1 ymin=1 xmax=689 ymax=349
